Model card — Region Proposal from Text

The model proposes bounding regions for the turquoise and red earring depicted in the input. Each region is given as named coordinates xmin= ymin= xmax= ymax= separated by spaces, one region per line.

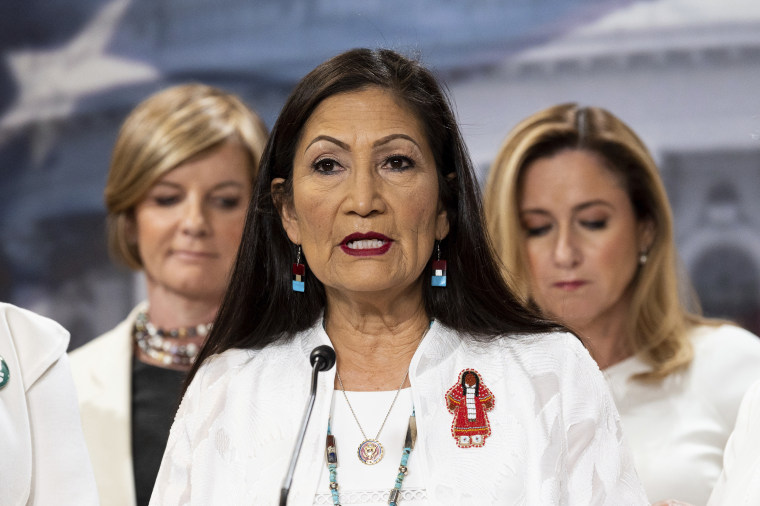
xmin=431 ymin=241 xmax=447 ymax=287
xmin=292 ymin=245 xmax=305 ymax=292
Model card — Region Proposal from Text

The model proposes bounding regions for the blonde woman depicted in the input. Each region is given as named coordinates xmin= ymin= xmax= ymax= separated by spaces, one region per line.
xmin=70 ymin=84 xmax=268 ymax=506
xmin=484 ymin=103 xmax=760 ymax=505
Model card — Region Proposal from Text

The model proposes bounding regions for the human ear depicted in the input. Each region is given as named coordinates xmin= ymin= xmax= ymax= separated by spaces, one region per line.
xmin=637 ymin=218 xmax=655 ymax=254
xmin=435 ymin=206 xmax=450 ymax=241
xmin=271 ymin=178 xmax=301 ymax=244
xmin=435 ymin=172 xmax=456 ymax=240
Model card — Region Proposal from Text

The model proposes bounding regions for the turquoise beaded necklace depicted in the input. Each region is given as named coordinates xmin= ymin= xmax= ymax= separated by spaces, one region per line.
xmin=326 ymin=409 xmax=417 ymax=506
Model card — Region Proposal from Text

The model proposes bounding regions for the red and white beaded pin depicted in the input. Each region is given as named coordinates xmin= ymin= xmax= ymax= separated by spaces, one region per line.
xmin=445 ymin=369 xmax=494 ymax=448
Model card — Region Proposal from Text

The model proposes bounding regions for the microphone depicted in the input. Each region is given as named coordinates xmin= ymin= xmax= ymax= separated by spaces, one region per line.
xmin=280 ymin=345 xmax=336 ymax=505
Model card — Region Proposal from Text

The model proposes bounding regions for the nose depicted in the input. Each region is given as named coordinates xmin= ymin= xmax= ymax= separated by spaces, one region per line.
xmin=180 ymin=196 xmax=210 ymax=237
xmin=553 ymin=226 xmax=580 ymax=269
xmin=344 ymin=165 xmax=386 ymax=217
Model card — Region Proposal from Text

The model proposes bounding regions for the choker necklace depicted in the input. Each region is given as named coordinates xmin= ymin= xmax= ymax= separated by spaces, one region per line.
xmin=336 ymin=369 xmax=409 ymax=465
xmin=133 ymin=311 xmax=211 ymax=367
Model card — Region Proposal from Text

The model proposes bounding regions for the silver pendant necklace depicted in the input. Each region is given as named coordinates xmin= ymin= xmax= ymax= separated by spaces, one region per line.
xmin=336 ymin=369 xmax=409 ymax=465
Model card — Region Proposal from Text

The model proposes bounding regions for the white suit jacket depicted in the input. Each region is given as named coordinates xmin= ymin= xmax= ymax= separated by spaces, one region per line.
xmin=71 ymin=303 xmax=147 ymax=506
xmin=0 ymin=302 xmax=98 ymax=506
xmin=151 ymin=320 xmax=648 ymax=505
xmin=708 ymin=379 xmax=760 ymax=506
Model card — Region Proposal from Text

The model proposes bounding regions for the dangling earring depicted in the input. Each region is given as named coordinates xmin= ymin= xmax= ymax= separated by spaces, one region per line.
xmin=292 ymin=245 xmax=305 ymax=292
xmin=431 ymin=241 xmax=447 ymax=287
xmin=638 ymin=251 xmax=648 ymax=266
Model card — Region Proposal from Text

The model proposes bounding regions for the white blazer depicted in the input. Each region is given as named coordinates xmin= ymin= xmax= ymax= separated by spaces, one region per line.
xmin=708 ymin=379 xmax=760 ymax=506
xmin=70 ymin=303 xmax=146 ymax=506
xmin=151 ymin=321 xmax=648 ymax=505
xmin=0 ymin=302 xmax=98 ymax=506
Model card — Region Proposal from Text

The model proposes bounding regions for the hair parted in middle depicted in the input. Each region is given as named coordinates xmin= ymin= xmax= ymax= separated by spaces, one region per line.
xmin=484 ymin=103 xmax=707 ymax=381
xmin=187 ymin=48 xmax=561 ymax=385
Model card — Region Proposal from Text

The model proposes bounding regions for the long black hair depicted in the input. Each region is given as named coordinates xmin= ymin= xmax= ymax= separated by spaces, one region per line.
xmin=186 ymin=48 xmax=561 ymax=387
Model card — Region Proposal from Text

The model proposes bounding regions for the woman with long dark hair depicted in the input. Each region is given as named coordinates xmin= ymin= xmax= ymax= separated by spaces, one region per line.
xmin=151 ymin=50 xmax=646 ymax=505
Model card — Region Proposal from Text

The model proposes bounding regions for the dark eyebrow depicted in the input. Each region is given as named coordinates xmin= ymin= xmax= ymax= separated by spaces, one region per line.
xmin=303 ymin=133 xmax=422 ymax=153
xmin=304 ymin=135 xmax=350 ymax=152
xmin=372 ymin=133 xmax=421 ymax=149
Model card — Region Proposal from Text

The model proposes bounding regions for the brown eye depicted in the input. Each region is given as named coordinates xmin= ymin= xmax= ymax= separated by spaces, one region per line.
xmin=385 ymin=155 xmax=414 ymax=171
xmin=313 ymin=158 xmax=341 ymax=173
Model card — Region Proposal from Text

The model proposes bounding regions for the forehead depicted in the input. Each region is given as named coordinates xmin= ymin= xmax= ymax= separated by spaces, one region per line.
xmin=158 ymin=141 xmax=251 ymax=184
xmin=519 ymin=149 xmax=629 ymax=208
xmin=299 ymin=87 xmax=428 ymax=145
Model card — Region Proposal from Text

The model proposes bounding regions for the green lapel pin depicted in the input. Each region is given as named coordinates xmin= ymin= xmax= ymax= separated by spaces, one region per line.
xmin=0 ymin=355 xmax=9 ymax=389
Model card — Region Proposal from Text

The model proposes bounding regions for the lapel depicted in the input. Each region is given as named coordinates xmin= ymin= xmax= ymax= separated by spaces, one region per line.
xmin=0 ymin=307 xmax=33 ymax=505
xmin=0 ymin=303 xmax=71 ymax=505
xmin=72 ymin=303 xmax=143 ymax=506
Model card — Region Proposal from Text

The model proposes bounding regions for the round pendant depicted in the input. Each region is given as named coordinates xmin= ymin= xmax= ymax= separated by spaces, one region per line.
xmin=357 ymin=439 xmax=384 ymax=465
xmin=0 ymin=355 xmax=9 ymax=390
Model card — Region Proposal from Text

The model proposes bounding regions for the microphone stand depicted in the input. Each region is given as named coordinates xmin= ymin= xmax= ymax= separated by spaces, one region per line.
xmin=279 ymin=345 xmax=336 ymax=506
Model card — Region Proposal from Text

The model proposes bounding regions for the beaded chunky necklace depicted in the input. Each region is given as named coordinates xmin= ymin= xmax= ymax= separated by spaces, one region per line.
xmin=326 ymin=409 xmax=417 ymax=506
xmin=133 ymin=311 xmax=211 ymax=367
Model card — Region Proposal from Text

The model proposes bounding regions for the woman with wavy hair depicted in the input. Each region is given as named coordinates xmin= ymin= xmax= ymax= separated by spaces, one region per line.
xmin=484 ymin=103 xmax=760 ymax=504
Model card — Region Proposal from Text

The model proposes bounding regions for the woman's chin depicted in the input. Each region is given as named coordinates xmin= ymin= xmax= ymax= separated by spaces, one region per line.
xmin=326 ymin=278 xmax=423 ymax=300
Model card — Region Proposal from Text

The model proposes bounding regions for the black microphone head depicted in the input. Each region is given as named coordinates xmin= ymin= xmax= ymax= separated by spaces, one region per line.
xmin=310 ymin=345 xmax=336 ymax=372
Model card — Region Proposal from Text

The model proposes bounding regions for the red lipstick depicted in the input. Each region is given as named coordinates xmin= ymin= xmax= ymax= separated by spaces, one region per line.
xmin=340 ymin=232 xmax=392 ymax=257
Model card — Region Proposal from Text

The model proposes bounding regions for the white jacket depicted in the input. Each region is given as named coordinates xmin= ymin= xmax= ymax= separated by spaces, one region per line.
xmin=0 ymin=303 xmax=98 ymax=506
xmin=708 ymin=379 xmax=760 ymax=506
xmin=70 ymin=303 xmax=147 ymax=506
xmin=604 ymin=324 xmax=760 ymax=504
xmin=151 ymin=320 xmax=647 ymax=505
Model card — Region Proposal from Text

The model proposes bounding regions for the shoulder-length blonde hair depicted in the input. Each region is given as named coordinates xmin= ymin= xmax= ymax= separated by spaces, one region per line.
xmin=105 ymin=83 xmax=268 ymax=269
xmin=484 ymin=103 xmax=705 ymax=380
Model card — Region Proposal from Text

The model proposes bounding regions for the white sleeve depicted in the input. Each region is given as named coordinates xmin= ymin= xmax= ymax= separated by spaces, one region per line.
xmin=27 ymin=352 xmax=100 ymax=505
xmin=708 ymin=380 xmax=760 ymax=506
xmin=561 ymin=338 xmax=648 ymax=505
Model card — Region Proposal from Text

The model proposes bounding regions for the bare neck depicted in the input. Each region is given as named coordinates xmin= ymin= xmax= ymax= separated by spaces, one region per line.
xmin=145 ymin=284 xmax=220 ymax=330
xmin=325 ymin=288 xmax=430 ymax=391
xmin=575 ymin=316 xmax=633 ymax=371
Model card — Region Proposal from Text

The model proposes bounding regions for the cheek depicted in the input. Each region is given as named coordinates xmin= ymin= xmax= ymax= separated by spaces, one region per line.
xmin=595 ymin=233 xmax=639 ymax=288
xmin=297 ymin=200 xmax=332 ymax=241
xmin=134 ymin=214 xmax=164 ymax=253
xmin=524 ymin=242 xmax=549 ymax=280
xmin=403 ymin=188 xmax=439 ymax=232
xmin=217 ymin=215 xmax=247 ymax=252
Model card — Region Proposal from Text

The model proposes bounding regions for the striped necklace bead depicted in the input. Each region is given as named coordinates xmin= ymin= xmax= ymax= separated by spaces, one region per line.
xmin=326 ymin=409 xmax=416 ymax=505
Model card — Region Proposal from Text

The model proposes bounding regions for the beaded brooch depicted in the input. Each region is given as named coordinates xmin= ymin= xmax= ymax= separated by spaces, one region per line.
xmin=445 ymin=369 xmax=494 ymax=448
